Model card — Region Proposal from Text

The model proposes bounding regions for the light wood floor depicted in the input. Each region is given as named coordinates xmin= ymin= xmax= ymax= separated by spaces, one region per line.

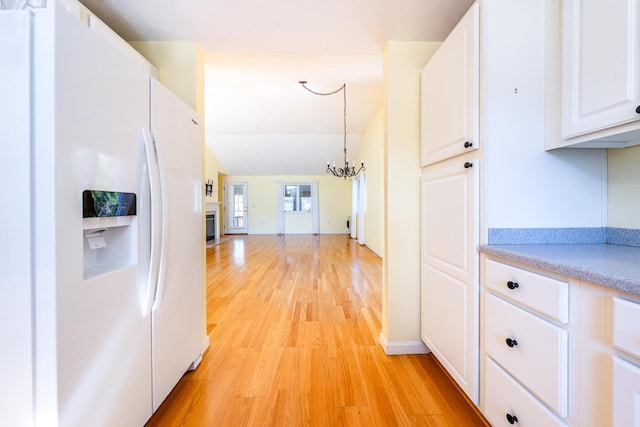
xmin=145 ymin=234 xmax=488 ymax=426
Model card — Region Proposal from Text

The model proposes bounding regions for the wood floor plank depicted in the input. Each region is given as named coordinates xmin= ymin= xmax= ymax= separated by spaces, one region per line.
xmin=145 ymin=235 xmax=488 ymax=427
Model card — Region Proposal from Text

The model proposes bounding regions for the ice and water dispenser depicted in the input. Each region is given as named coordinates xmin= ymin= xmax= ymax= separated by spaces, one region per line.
xmin=82 ymin=190 xmax=137 ymax=279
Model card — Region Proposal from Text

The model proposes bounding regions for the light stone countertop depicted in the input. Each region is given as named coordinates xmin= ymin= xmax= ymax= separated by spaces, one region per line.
xmin=480 ymin=244 xmax=640 ymax=296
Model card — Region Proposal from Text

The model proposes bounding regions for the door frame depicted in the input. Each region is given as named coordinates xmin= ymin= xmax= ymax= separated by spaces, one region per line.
xmin=223 ymin=182 xmax=249 ymax=234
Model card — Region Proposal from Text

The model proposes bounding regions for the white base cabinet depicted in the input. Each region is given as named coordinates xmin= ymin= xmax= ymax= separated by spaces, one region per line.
xmin=481 ymin=259 xmax=570 ymax=426
xmin=482 ymin=254 xmax=640 ymax=427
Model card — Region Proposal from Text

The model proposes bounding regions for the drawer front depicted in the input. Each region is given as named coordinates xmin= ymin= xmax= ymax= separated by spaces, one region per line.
xmin=485 ymin=258 xmax=569 ymax=323
xmin=613 ymin=297 xmax=640 ymax=359
xmin=612 ymin=357 xmax=640 ymax=427
xmin=485 ymin=293 xmax=569 ymax=416
xmin=484 ymin=357 xmax=567 ymax=427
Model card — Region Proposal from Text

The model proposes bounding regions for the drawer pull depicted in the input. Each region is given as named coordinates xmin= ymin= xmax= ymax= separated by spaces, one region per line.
xmin=506 ymin=413 xmax=519 ymax=424
xmin=464 ymin=141 xmax=473 ymax=148
xmin=507 ymin=281 xmax=519 ymax=290
xmin=505 ymin=338 xmax=518 ymax=348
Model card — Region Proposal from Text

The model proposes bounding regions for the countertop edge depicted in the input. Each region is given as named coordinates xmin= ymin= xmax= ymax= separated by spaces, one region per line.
xmin=479 ymin=244 xmax=640 ymax=297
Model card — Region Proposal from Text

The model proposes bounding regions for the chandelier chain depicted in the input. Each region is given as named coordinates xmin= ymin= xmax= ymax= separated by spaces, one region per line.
xmin=298 ymin=81 xmax=345 ymax=97
xmin=298 ymin=81 xmax=364 ymax=179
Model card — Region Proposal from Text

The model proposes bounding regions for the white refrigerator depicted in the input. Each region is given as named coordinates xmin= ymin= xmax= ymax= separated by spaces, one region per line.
xmin=0 ymin=2 xmax=207 ymax=426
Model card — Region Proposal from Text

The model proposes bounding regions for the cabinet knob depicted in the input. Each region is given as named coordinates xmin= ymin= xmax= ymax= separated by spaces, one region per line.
xmin=507 ymin=281 xmax=519 ymax=290
xmin=464 ymin=141 xmax=473 ymax=148
xmin=505 ymin=338 xmax=518 ymax=348
xmin=636 ymin=105 xmax=640 ymax=114
xmin=506 ymin=413 xmax=519 ymax=424
xmin=464 ymin=162 xmax=473 ymax=169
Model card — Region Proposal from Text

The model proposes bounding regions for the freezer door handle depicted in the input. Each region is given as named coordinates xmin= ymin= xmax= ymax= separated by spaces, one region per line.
xmin=151 ymin=130 xmax=168 ymax=311
xmin=142 ymin=127 xmax=161 ymax=316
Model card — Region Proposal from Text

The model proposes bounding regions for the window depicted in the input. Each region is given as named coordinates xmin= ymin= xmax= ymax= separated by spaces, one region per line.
xmin=284 ymin=184 xmax=311 ymax=212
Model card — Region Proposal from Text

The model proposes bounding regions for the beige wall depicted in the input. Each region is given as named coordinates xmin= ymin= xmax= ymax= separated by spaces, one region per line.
xmin=355 ymin=107 xmax=384 ymax=257
xmin=204 ymin=145 xmax=226 ymax=202
xmin=608 ymin=146 xmax=640 ymax=228
xmin=382 ymin=41 xmax=441 ymax=348
xmin=130 ymin=41 xmax=205 ymax=115
xmin=220 ymin=175 xmax=351 ymax=235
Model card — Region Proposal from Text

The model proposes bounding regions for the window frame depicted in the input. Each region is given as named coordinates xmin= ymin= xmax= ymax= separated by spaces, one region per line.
xmin=283 ymin=183 xmax=312 ymax=213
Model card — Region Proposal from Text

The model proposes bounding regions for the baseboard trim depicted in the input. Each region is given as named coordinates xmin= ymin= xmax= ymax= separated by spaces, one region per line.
xmin=379 ymin=332 xmax=430 ymax=355
xmin=366 ymin=245 xmax=383 ymax=258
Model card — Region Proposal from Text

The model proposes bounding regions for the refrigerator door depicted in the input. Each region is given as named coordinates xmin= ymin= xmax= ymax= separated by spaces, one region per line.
xmin=42 ymin=3 xmax=152 ymax=426
xmin=0 ymin=11 xmax=35 ymax=427
xmin=150 ymin=78 xmax=205 ymax=411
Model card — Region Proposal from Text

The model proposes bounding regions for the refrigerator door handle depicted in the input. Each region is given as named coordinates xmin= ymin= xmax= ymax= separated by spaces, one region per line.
xmin=151 ymin=130 xmax=168 ymax=311
xmin=142 ymin=127 xmax=161 ymax=316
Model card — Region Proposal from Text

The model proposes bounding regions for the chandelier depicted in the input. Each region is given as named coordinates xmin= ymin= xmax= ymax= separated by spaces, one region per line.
xmin=299 ymin=81 xmax=365 ymax=179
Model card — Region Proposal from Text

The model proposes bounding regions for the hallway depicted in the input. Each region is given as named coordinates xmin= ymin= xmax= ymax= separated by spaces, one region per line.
xmin=145 ymin=235 xmax=487 ymax=426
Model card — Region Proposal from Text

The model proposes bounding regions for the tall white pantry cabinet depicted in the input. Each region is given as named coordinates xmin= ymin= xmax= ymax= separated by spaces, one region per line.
xmin=419 ymin=0 xmax=607 ymax=405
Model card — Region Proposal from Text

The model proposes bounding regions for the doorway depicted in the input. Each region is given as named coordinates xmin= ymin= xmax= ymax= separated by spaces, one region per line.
xmin=224 ymin=182 xmax=248 ymax=234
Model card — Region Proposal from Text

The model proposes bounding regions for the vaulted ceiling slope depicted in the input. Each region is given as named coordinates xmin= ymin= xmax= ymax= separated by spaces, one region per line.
xmin=79 ymin=0 xmax=475 ymax=175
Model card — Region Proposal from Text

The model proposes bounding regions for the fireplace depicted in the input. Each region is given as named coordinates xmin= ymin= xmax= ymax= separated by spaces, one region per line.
xmin=205 ymin=202 xmax=222 ymax=242
xmin=206 ymin=213 xmax=215 ymax=242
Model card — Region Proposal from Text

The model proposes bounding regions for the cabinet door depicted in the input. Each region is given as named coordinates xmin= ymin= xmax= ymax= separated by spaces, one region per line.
xmin=612 ymin=357 xmax=640 ymax=427
xmin=421 ymin=158 xmax=479 ymax=402
xmin=562 ymin=0 xmax=640 ymax=139
xmin=421 ymin=3 xmax=479 ymax=166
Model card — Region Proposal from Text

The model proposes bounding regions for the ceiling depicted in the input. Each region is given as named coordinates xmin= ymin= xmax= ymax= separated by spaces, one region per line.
xmin=78 ymin=0 xmax=474 ymax=175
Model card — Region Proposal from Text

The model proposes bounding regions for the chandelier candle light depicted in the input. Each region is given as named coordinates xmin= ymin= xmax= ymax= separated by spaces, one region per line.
xmin=299 ymin=81 xmax=365 ymax=179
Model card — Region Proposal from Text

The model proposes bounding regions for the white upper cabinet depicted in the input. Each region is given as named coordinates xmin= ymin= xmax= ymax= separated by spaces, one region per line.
xmin=558 ymin=0 xmax=640 ymax=148
xmin=421 ymin=3 xmax=479 ymax=166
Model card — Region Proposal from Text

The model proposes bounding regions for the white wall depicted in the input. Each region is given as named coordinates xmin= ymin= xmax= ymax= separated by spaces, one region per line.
xmin=480 ymin=0 xmax=607 ymax=231
xmin=608 ymin=146 xmax=640 ymax=228
xmin=220 ymin=175 xmax=351 ymax=234
xmin=382 ymin=41 xmax=441 ymax=351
